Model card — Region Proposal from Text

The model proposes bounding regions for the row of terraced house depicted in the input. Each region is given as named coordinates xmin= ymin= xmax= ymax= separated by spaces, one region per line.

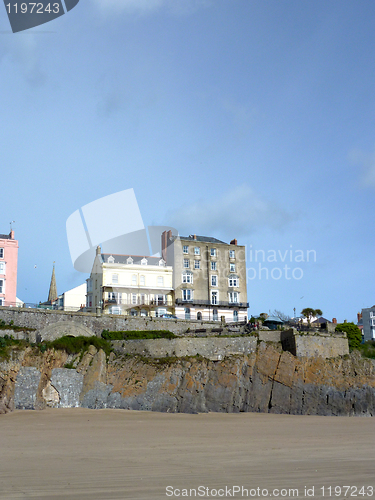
xmin=86 ymin=231 xmax=249 ymax=322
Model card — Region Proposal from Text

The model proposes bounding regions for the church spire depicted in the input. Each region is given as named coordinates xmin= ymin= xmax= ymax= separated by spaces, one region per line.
xmin=48 ymin=262 xmax=57 ymax=303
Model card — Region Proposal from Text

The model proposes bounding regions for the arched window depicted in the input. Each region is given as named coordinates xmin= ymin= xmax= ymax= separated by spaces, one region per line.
xmin=197 ymin=312 xmax=202 ymax=320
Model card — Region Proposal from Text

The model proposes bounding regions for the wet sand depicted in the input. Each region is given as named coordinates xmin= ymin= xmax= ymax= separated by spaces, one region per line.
xmin=0 ymin=409 xmax=374 ymax=499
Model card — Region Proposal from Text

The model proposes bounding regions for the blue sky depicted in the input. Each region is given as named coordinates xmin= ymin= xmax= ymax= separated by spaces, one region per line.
xmin=1 ymin=0 xmax=375 ymax=321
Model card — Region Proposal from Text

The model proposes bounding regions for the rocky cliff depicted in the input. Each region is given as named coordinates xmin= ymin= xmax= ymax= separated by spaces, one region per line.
xmin=1 ymin=342 xmax=375 ymax=416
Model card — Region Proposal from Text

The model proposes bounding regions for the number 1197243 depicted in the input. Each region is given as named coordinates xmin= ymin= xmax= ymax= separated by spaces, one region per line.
xmin=5 ymin=3 xmax=60 ymax=13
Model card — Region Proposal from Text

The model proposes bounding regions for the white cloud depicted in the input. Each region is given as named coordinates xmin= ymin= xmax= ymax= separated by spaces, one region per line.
xmin=349 ymin=149 xmax=375 ymax=188
xmin=165 ymin=185 xmax=295 ymax=239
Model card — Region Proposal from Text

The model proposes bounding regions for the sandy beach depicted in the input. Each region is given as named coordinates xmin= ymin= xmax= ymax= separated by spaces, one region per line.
xmin=0 ymin=409 xmax=374 ymax=499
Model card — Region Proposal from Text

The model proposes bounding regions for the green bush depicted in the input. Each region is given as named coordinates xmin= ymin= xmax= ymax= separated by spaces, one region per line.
xmin=335 ymin=322 xmax=362 ymax=350
xmin=101 ymin=330 xmax=176 ymax=340
xmin=41 ymin=336 xmax=112 ymax=357
xmin=359 ymin=340 xmax=375 ymax=359
xmin=0 ymin=336 xmax=29 ymax=361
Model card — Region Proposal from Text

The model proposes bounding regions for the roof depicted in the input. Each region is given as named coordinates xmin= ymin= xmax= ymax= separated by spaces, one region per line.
xmin=263 ymin=316 xmax=284 ymax=323
xmin=311 ymin=317 xmax=331 ymax=324
xmin=0 ymin=234 xmax=11 ymax=240
xmin=179 ymin=235 xmax=227 ymax=244
xmin=101 ymin=254 xmax=166 ymax=266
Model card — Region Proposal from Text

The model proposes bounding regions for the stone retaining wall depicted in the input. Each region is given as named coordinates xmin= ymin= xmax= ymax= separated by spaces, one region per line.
xmin=111 ymin=337 xmax=258 ymax=361
xmin=0 ymin=307 xmax=233 ymax=339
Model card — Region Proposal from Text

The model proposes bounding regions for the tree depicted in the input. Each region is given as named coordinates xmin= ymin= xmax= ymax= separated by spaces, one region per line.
xmin=301 ymin=308 xmax=323 ymax=326
xmin=335 ymin=322 xmax=362 ymax=350
xmin=272 ymin=309 xmax=291 ymax=322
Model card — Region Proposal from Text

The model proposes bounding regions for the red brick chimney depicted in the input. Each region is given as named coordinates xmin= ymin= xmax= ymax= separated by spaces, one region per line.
xmin=332 ymin=318 xmax=337 ymax=324
xmin=230 ymin=239 xmax=237 ymax=245
xmin=357 ymin=312 xmax=362 ymax=322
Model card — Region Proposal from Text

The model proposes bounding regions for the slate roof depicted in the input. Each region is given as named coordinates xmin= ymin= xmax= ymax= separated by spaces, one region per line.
xmin=0 ymin=234 xmax=10 ymax=240
xmin=101 ymin=254 xmax=165 ymax=266
xmin=179 ymin=235 xmax=227 ymax=244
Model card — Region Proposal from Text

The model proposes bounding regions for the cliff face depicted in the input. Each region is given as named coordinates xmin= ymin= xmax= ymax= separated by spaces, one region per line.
xmin=1 ymin=342 xmax=375 ymax=416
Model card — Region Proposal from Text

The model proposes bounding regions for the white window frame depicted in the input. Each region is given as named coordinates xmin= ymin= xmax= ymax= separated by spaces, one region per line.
xmin=157 ymin=276 xmax=164 ymax=287
xmin=183 ymin=245 xmax=189 ymax=254
xmin=194 ymin=247 xmax=200 ymax=255
xmin=230 ymin=263 xmax=236 ymax=272
xmin=194 ymin=260 xmax=200 ymax=269
xmin=127 ymin=257 xmax=133 ymax=264
xmin=141 ymin=257 xmax=148 ymax=265
xmin=0 ymin=262 xmax=5 ymax=274
xmin=0 ymin=248 xmax=3 ymax=259
xmin=140 ymin=275 xmax=145 ymax=286
xmin=211 ymin=291 xmax=218 ymax=305
xmin=0 ymin=279 xmax=4 ymax=294
xmin=229 ymin=250 xmax=235 ymax=259
xmin=229 ymin=292 xmax=239 ymax=303
xmin=182 ymin=271 xmax=193 ymax=284
xmin=210 ymin=248 xmax=216 ymax=257
xmin=211 ymin=261 xmax=217 ymax=271
xmin=132 ymin=293 xmax=137 ymax=305
xmin=112 ymin=273 xmax=118 ymax=284
xmin=183 ymin=259 xmax=190 ymax=269
xmin=211 ymin=275 xmax=218 ymax=287
xmin=110 ymin=306 xmax=121 ymax=315
xmin=132 ymin=274 xmax=137 ymax=285
xmin=228 ymin=275 xmax=239 ymax=287
xmin=182 ymin=289 xmax=193 ymax=301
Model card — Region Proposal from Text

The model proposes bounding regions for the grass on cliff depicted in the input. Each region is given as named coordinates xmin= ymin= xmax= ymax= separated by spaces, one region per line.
xmin=0 ymin=335 xmax=30 ymax=361
xmin=39 ymin=336 xmax=112 ymax=357
xmin=101 ymin=330 xmax=177 ymax=341
xmin=0 ymin=319 xmax=35 ymax=332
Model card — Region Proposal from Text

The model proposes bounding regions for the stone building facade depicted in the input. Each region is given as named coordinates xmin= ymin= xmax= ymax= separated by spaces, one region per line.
xmin=0 ymin=230 xmax=18 ymax=307
xmin=162 ymin=231 xmax=248 ymax=322
xmin=86 ymin=246 xmax=174 ymax=317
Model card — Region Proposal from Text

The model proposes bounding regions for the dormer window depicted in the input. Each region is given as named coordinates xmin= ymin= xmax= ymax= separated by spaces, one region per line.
xmin=107 ymin=255 xmax=115 ymax=264
xmin=127 ymin=257 xmax=133 ymax=265
xmin=159 ymin=259 xmax=166 ymax=267
xmin=141 ymin=257 xmax=148 ymax=265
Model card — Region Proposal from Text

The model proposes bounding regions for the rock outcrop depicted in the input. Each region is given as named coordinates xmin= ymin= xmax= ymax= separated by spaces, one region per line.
xmin=1 ymin=342 xmax=375 ymax=416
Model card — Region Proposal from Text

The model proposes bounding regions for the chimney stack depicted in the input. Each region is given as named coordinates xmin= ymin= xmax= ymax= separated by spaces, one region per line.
xmin=193 ymin=234 xmax=197 ymax=240
xmin=357 ymin=312 xmax=362 ymax=322
xmin=332 ymin=318 xmax=337 ymax=324
xmin=230 ymin=239 xmax=237 ymax=245
xmin=96 ymin=245 xmax=101 ymax=255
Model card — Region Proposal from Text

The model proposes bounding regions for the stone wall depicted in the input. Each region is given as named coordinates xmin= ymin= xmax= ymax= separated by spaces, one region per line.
xmin=111 ymin=337 xmax=257 ymax=360
xmin=281 ymin=329 xmax=349 ymax=358
xmin=0 ymin=307 xmax=235 ymax=339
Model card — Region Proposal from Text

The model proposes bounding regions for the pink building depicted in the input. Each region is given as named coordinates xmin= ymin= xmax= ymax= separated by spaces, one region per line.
xmin=0 ymin=230 xmax=18 ymax=307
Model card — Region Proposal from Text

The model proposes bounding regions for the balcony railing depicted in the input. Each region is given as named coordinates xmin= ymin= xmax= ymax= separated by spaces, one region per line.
xmin=175 ymin=298 xmax=249 ymax=308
